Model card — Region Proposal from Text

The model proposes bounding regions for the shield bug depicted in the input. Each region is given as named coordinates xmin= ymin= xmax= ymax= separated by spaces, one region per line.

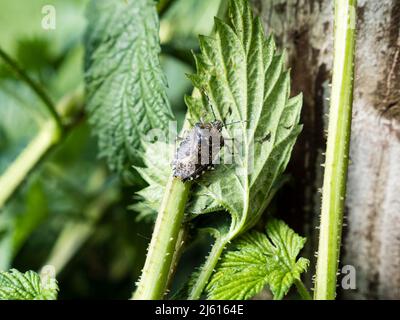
xmin=172 ymin=90 xmax=245 ymax=182
xmin=172 ymin=119 xmax=224 ymax=182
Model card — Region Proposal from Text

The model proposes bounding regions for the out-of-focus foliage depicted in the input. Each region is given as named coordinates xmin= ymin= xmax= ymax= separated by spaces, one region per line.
xmin=0 ymin=0 xmax=220 ymax=299
xmin=0 ymin=0 xmax=89 ymax=274
xmin=0 ymin=0 xmax=86 ymax=62
xmin=160 ymin=0 xmax=222 ymax=46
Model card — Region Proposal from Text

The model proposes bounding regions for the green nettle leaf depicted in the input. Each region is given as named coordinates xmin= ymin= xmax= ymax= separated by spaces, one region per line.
xmin=84 ymin=0 xmax=174 ymax=173
xmin=0 ymin=269 xmax=58 ymax=300
xmin=206 ymin=219 xmax=309 ymax=300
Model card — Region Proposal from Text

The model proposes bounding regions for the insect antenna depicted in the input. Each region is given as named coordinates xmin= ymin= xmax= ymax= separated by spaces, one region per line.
xmin=224 ymin=120 xmax=248 ymax=127
xmin=208 ymin=99 xmax=218 ymax=122
xmin=201 ymin=88 xmax=221 ymax=124
xmin=201 ymin=87 xmax=248 ymax=128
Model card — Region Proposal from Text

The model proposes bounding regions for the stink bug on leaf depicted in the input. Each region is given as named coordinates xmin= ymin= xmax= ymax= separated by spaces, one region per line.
xmin=172 ymin=120 xmax=224 ymax=182
xmin=172 ymin=90 xmax=246 ymax=182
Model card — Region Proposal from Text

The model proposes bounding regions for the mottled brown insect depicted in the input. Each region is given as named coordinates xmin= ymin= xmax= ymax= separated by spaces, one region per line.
xmin=172 ymin=120 xmax=224 ymax=182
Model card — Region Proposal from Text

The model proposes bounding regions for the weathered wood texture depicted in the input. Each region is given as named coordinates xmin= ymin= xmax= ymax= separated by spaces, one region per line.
xmin=253 ymin=0 xmax=400 ymax=299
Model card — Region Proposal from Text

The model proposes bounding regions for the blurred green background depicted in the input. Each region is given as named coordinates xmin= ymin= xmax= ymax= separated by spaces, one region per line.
xmin=0 ymin=0 xmax=220 ymax=298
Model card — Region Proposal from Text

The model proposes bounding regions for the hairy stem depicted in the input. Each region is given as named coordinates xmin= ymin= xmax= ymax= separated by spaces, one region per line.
xmin=0 ymin=88 xmax=84 ymax=208
xmin=0 ymin=47 xmax=62 ymax=129
xmin=188 ymin=237 xmax=229 ymax=300
xmin=314 ymin=0 xmax=357 ymax=300
xmin=133 ymin=177 xmax=191 ymax=299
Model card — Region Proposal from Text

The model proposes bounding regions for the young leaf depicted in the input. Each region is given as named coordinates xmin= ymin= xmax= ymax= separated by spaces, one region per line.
xmin=0 ymin=269 xmax=58 ymax=300
xmin=84 ymin=0 xmax=174 ymax=174
xmin=206 ymin=219 xmax=309 ymax=300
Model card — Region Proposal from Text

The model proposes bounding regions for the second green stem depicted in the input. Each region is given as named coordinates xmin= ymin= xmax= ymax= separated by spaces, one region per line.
xmin=0 ymin=89 xmax=84 ymax=208
xmin=314 ymin=0 xmax=356 ymax=300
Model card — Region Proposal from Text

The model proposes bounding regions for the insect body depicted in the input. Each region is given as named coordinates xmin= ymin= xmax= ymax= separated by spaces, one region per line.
xmin=172 ymin=120 xmax=224 ymax=182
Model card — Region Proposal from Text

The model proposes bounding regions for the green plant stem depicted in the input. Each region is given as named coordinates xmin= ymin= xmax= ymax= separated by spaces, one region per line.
xmin=188 ymin=237 xmax=229 ymax=300
xmin=0 ymin=121 xmax=60 ymax=208
xmin=133 ymin=177 xmax=191 ymax=299
xmin=314 ymin=0 xmax=356 ymax=300
xmin=295 ymin=279 xmax=312 ymax=300
xmin=0 ymin=89 xmax=84 ymax=209
xmin=0 ymin=47 xmax=62 ymax=130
